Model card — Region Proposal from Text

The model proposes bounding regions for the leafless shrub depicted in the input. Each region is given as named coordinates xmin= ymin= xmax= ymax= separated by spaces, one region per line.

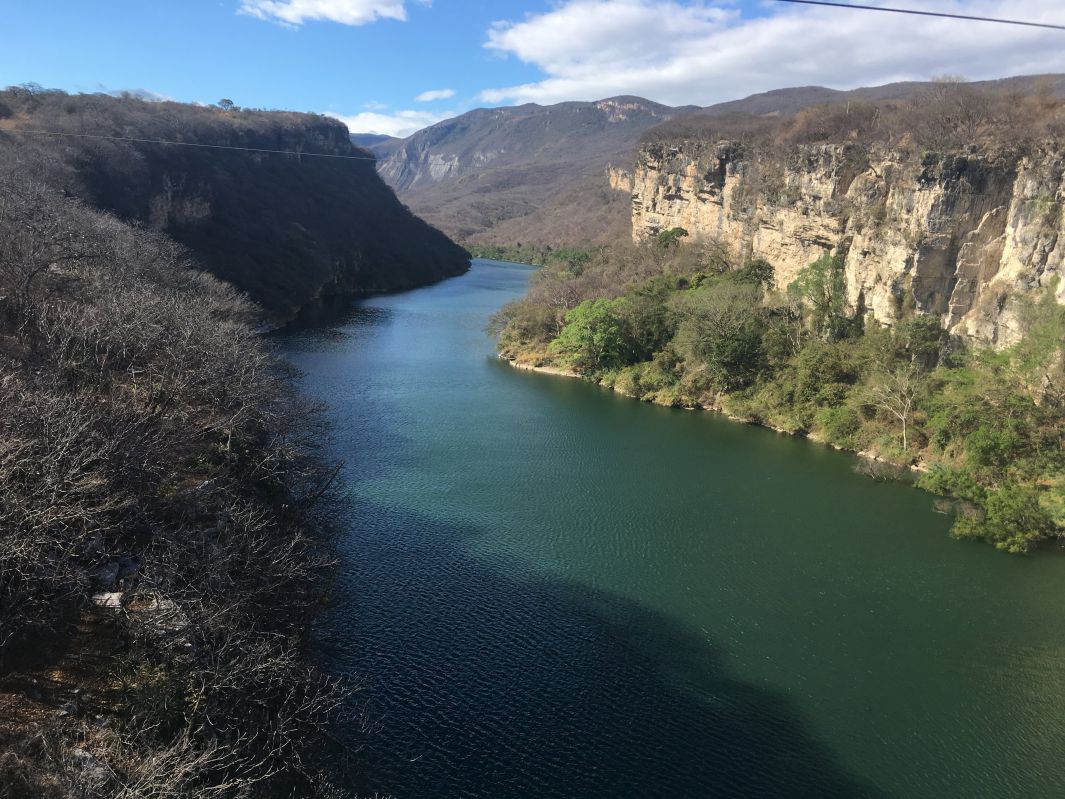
xmin=644 ymin=81 xmax=1065 ymax=160
xmin=0 ymin=165 xmax=353 ymax=796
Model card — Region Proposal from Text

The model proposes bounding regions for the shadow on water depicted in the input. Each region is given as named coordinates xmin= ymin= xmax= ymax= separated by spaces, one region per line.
xmin=319 ymin=501 xmax=891 ymax=799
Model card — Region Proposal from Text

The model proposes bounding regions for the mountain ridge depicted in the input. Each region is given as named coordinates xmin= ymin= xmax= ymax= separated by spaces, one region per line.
xmin=357 ymin=74 xmax=1065 ymax=248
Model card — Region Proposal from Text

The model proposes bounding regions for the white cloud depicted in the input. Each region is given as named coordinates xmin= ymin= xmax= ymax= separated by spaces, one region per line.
xmin=239 ymin=0 xmax=408 ymax=27
xmin=480 ymin=0 xmax=1065 ymax=106
xmin=415 ymin=88 xmax=456 ymax=102
xmin=363 ymin=100 xmax=389 ymax=110
xmin=328 ymin=108 xmax=450 ymax=137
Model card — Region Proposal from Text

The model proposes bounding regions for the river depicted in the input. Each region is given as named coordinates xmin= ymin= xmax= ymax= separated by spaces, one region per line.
xmin=281 ymin=259 xmax=1065 ymax=798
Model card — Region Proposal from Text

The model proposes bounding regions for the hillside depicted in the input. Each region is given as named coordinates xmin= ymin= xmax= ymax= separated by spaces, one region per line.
xmin=0 ymin=160 xmax=351 ymax=794
xmin=368 ymin=75 xmax=1065 ymax=251
xmin=0 ymin=87 xmax=469 ymax=324
xmin=693 ymin=74 xmax=1065 ymax=119
xmin=366 ymin=97 xmax=699 ymax=246
xmin=644 ymin=74 xmax=1065 ymax=142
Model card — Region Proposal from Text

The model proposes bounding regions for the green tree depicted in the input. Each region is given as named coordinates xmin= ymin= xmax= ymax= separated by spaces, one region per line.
xmin=549 ymin=248 xmax=592 ymax=272
xmin=732 ymin=257 xmax=776 ymax=290
xmin=551 ymin=298 xmax=626 ymax=373
xmin=952 ymin=483 xmax=1056 ymax=553
xmin=614 ymin=280 xmax=675 ymax=363
xmin=793 ymin=340 xmax=858 ymax=405
xmin=894 ymin=314 xmax=947 ymax=369
xmin=656 ymin=227 xmax=689 ymax=249
xmin=673 ymin=281 xmax=766 ymax=390
xmin=1012 ymin=277 xmax=1065 ymax=402
xmin=788 ymin=253 xmax=848 ymax=340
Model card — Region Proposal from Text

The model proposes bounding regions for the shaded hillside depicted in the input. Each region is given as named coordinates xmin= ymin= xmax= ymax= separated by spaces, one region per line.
xmin=0 ymin=87 xmax=469 ymax=323
xmin=367 ymin=97 xmax=698 ymax=246
xmin=350 ymin=132 xmax=399 ymax=148
xmin=350 ymin=132 xmax=403 ymax=159
xmin=0 ymin=163 xmax=351 ymax=795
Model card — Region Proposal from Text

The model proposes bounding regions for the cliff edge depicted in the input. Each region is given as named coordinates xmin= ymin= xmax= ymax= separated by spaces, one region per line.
xmin=630 ymin=84 xmax=1065 ymax=344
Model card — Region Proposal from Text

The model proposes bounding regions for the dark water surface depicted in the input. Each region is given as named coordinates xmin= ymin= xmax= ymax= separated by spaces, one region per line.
xmin=281 ymin=260 xmax=1065 ymax=798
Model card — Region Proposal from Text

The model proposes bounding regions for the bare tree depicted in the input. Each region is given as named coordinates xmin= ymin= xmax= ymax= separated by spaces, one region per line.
xmin=867 ymin=357 xmax=925 ymax=453
xmin=0 ymin=166 xmax=354 ymax=797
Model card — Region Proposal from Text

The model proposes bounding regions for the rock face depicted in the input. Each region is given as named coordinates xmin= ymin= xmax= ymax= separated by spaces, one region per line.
xmin=607 ymin=165 xmax=633 ymax=194
xmin=631 ymin=141 xmax=1065 ymax=344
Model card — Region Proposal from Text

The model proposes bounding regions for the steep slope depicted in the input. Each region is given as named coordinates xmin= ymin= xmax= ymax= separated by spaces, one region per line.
xmin=628 ymin=82 xmax=1065 ymax=344
xmin=366 ymin=97 xmax=699 ymax=245
xmin=0 ymin=88 xmax=469 ymax=323
xmin=0 ymin=152 xmax=353 ymax=797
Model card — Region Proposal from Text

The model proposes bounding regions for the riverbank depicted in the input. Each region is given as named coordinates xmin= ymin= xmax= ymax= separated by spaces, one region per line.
xmin=491 ymin=242 xmax=1064 ymax=552
xmin=501 ymin=355 xmax=926 ymax=473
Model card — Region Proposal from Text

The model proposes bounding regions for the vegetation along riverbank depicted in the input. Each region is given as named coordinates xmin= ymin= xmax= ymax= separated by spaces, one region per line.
xmin=492 ymin=238 xmax=1064 ymax=554
xmin=494 ymin=83 xmax=1065 ymax=555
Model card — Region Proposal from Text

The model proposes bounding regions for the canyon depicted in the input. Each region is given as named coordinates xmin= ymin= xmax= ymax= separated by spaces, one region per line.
xmin=625 ymin=141 xmax=1065 ymax=344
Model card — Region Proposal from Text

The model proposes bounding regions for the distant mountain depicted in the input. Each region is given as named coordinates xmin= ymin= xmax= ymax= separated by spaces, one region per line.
xmin=649 ymin=74 xmax=1065 ymax=139
xmin=362 ymin=75 xmax=1065 ymax=249
xmin=362 ymin=97 xmax=699 ymax=246
xmin=350 ymin=132 xmax=399 ymax=148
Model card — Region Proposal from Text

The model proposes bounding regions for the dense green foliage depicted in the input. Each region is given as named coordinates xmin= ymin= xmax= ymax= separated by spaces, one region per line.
xmin=494 ymin=242 xmax=1064 ymax=553
xmin=0 ymin=85 xmax=468 ymax=322
xmin=655 ymin=227 xmax=689 ymax=249
xmin=465 ymin=242 xmax=592 ymax=268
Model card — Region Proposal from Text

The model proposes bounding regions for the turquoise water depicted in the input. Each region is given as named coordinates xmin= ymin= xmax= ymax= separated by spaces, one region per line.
xmin=282 ymin=260 xmax=1065 ymax=798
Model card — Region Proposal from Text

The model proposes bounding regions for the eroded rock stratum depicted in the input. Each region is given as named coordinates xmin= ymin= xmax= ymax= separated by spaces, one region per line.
xmin=630 ymin=141 xmax=1065 ymax=344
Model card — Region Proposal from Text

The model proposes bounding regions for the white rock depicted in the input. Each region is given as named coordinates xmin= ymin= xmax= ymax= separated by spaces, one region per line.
xmin=91 ymin=591 xmax=123 ymax=609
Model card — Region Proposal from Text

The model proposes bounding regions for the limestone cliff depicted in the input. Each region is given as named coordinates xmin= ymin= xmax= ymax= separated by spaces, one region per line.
xmin=631 ymin=141 xmax=1065 ymax=344
xmin=607 ymin=165 xmax=633 ymax=194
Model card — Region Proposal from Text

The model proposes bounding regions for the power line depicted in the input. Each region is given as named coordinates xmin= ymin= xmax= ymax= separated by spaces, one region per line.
xmin=4 ymin=128 xmax=381 ymax=160
xmin=771 ymin=0 xmax=1065 ymax=31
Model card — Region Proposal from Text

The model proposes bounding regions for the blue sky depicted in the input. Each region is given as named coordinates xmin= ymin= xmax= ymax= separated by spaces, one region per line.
xmin=3 ymin=1 xmax=1064 ymax=136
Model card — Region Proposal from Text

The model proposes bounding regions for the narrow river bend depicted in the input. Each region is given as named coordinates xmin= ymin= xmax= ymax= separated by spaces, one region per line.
xmin=281 ymin=260 xmax=1065 ymax=799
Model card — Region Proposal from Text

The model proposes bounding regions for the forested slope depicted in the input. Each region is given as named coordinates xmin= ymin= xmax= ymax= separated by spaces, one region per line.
xmin=0 ymin=87 xmax=469 ymax=323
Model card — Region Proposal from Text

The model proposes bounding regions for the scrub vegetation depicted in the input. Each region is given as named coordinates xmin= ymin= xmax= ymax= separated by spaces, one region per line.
xmin=644 ymin=77 xmax=1065 ymax=154
xmin=0 ymin=158 xmax=354 ymax=795
xmin=492 ymin=239 xmax=1065 ymax=553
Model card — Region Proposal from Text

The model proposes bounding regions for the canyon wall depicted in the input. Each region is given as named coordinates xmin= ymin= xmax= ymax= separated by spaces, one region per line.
xmin=0 ymin=89 xmax=469 ymax=325
xmin=631 ymin=141 xmax=1065 ymax=344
